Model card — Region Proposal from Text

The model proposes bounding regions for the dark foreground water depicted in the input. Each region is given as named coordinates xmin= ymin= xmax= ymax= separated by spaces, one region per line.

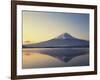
xmin=22 ymin=48 xmax=89 ymax=69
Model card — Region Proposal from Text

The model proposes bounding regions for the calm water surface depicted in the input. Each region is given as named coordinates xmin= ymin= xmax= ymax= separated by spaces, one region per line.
xmin=22 ymin=48 xmax=89 ymax=69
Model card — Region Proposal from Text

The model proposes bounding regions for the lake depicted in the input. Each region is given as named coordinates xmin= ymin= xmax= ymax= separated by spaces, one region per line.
xmin=22 ymin=48 xmax=89 ymax=69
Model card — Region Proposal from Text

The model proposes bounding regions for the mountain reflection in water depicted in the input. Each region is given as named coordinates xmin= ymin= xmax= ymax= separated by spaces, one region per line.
xmin=22 ymin=48 xmax=89 ymax=69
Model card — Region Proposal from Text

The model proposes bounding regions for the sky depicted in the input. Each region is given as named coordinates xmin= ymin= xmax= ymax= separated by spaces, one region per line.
xmin=22 ymin=11 xmax=89 ymax=44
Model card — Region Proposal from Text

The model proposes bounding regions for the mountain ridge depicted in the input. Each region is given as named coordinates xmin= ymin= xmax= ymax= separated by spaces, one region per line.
xmin=23 ymin=33 xmax=89 ymax=48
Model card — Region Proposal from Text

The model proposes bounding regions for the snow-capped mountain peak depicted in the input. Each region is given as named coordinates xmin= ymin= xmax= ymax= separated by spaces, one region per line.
xmin=57 ymin=33 xmax=74 ymax=39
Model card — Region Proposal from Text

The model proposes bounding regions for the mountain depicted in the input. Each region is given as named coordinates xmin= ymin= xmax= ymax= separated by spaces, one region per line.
xmin=23 ymin=33 xmax=89 ymax=48
xmin=57 ymin=33 xmax=74 ymax=39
